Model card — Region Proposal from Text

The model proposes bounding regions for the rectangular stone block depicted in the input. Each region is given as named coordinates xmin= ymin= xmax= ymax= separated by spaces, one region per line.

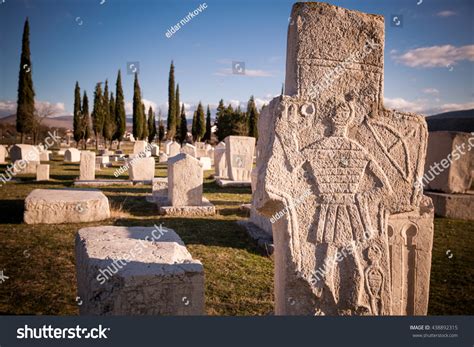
xmin=0 ymin=145 xmax=5 ymax=163
xmin=133 ymin=140 xmax=148 ymax=155
xmin=65 ymin=148 xmax=81 ymax=163
xmin=10 ymin=144 xmax=40 ymax=162
xmin=181 ymin=143 xmax=197 ymax=158
xmin=424 ymin=131 xmax=473 ymax=193
xmin=168 ymin=153 xmax=203 ymax=206
xmin=13 ymin=160 xmax=39 ymax=174
xmin=39 ymin=150 xmax=52 ymax=162
xmin=36 ymin=164 xmax=50 ymax=181
xmin=24 ymin=188 xmax=110 ymax=224
xmin=152 ymin=177 xmax=168 ymax=200
xmin=80 ymin=151 xmax=96 ymax=181
xmin=75 ymin=225 xmax=204 ymax=315
xmin=168 ymin=142 xmax=181 ymax=158
xmin=214 ymin=142 xmax=227 ymax=177
xmin=425 ymin=191 xmax=474 ymax=221
xmin=128 ymin=157 xmax=155 ymax=181
xmin=225 ymin=136 xmax=255 ymax=181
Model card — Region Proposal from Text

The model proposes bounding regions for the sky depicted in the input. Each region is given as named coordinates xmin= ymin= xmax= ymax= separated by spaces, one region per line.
xmin=0 ymin=0 xmax=473 ymax=119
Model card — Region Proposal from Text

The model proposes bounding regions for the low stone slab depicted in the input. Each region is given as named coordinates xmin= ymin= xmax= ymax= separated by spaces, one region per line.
xmin=39 ymin=150 xmax=52 ymax=162
xmin=158 ymin=197 xmax=215 ymax=216
xmin=74 ymin=179 xmax=133 ymax=187
xmin=152 ymin=177 xmax=168 ymax=200
xmin=425 ymin=191 xmax=474 ymax=221
xmin=75 ymin=225 xmax=204 ymax=315
xmin=215 ymin=178 xmax=251 ymax=188
xmin=128 ymin=157 xmax=155 ymax=181
xmin=12 ymin=160 xmax=39 ymax=174
xmin=65 ymin=148 xmax=81 ymax=163
xmin=24 ymin=188 xmax=110 ymax=224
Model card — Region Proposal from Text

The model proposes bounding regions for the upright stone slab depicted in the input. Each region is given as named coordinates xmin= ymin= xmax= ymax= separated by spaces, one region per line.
xmin=65 ymin=148 xmax=81 ymax=163
xmin=159 ymin=153 xmax=169 ymax=163
xmin=39 ymin=150 xmax=52 ymax=162
xmin=24 ymin=188 xmax=110 ymax=224
xmin=181 ymin=143 xmax=197 ymax=158
xmin=128 ymin=157 xmax=155 ymax=181
xmin=164 ymin=140 xmax=173 ymax=155
xmin=168 ymin=142 xmax=181 ymax=158
xmin=424 ymin=131 xmax=473 ymax=194
xmin=254 ymin=2 xmax=433 ymax=316
xmin=10 ymin=144 xmax=40 ymax=162
xmin=198 ymin=157 xmax=212 ymax=171
xmin=0 ymin=145 xmax=5 ymax=163
xmin=75 ymin=226 xmax=204 ymax=315
xmin=133 ymin=140 xmax=147 ymax=155
xmin=214 ymin=142 xmax=227 ymax=177
xmin=168 ymin=153 xmax=203 ymax=206
xmin=150 ymin=144 xmax=160 ymax=156
xmin=225 ymin=136 xmax=255 ymax=181
xmin=36 ymin=164 xmax=50 ymax=181
xmin=80 ymin=151 xmax=96 ymax=181
xmin=195 ymin=142 xmax=207 ymax=158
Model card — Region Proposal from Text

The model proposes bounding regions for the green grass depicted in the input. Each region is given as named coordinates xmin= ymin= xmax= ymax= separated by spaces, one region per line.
xmin=0 ymin=150 xmax=472 ymax=315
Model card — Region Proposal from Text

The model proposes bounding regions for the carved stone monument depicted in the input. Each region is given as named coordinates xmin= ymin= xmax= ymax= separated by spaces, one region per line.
xmin=80 ymin=151 xmax=96 ymax=181
xmin=216 ymin=136 xmax=255 ymax=187
xmin=254 ymin=2 xmax=433 ymax=316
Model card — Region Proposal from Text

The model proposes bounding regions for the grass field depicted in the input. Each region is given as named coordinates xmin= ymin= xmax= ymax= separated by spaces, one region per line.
xmin=0 ymin=147 xmax=472 ymax=315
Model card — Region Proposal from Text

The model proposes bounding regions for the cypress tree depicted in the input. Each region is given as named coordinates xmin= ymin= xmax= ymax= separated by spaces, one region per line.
xmin=179 ymin=104 xmax=187 ymax=144
xmin=215 ymin=99 xmax=226 ymax=142
xmin=191 ymin=110 xmax=197 ymax=142
xmin=203 ymin=105 xmax=212 ymax=142
xmin=147 ymin=106 xmax=156 ymax=143
xmin=102 ymin=80 xmax=110 ymax=144
xmin=174 ymin=84 xmax=180 ymax=138
xmin=132 ymin=72 xmax=144 ymax=140
xmin=158 ymin=110 xmax=165 ymax=145
xmin=16 ymin=18 xmax=36 ymax=143
xmin=142 ymin=103 xmax=148 ymax=141
xmin=113 ymin=70 xmax=126 ymax=149
xmin=81 ymin=91 xmax=91 ymax=149
xmin=247 ymin=95 xmax=259 ymax=139
xmin=103 ymin=91 xmax=115 ymax=148
xmin=195 ymin=102 xmax=206 ymax=142
xmin=166 ymin=61 xmax=176 ymax=139
xmin=73 ymin=81 xmax=82 ymax=146
xmin=91 ymin=83 xmax=104 ymax=150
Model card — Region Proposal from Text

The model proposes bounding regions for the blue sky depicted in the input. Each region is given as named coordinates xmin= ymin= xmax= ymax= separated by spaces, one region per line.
xmin=0 ymin=0 xmax=473 ymax=119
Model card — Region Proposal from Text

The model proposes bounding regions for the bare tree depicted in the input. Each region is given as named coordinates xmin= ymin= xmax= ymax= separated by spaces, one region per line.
xmin=33 ymin=103 xmax=56 ymax=144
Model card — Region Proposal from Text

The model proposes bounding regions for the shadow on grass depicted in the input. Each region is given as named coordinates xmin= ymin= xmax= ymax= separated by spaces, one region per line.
xmin=112 ymin=217 xmax=263 ymax=256
xmin=0 ymin=199 xmax=24 ymax=224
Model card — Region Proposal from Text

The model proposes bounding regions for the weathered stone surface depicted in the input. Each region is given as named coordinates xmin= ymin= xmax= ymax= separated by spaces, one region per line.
xmin=387 ymin=196 xmax=434 ymax=315
xmin=225 ymin=136 xmax=255 ymax=181
xmin=80 ymin=151 xmax=96 ymax=181
xmin=133 ymin=140 xmax=148 ymax=154
xmin=168 ymin=153 xmax=202 ymax=206
xmin=36 ymin=164 xmax=50 ymax=181
xmin=215 ymin=178 xmax=251 ymax=188
xmin=254 ymin=2 xmax=432 ymax=316
xmin=0 ymin=145 xmax=6 ymax=163
xmin=214 ymin=142 xmax=227 ymax=177
xmin=181 ymin=143 xmax=197 ymax=157
xmin=39 ymin=150 xmax=52 ymax=162
xmin=164 ymin=140 xmax=173 ymax=155
xmin=24 ymin=188 xmax=110 ymax=224
xmin=65 ymin=148 xmax=81 ymax=163
xmin=12 ymin=160 xmax=39 ymax=174
xmin=425 ymin=191 xmax=474 ymax=221
xmin=150 ymin=144 xmax=160 ymax=156
xmin=199 ymin=157 xmax=212 ymax=171
xmin=10 ymin=144 xmax=40 ymax=162
xmin=159 ymin=153 xmax=169 ymax=163
xmin=158 ymin=198 xmax=216 ymax=216
xmin=195 ymin=142 xmax=207 ymax=158
xmin=168 ymin=142 xmax=181 ymax=158
xmin=96 ymin=155 xmax=111 ymax=169
xmin=424 ymin=131 xmax=473 ymax=194
xmin=74 ymin=179 xmax=133 ymax=187
xmin=152 ymin=177 xmax=168 ymax=201
xmin=75 ymin=225 xmax=204 ymax=315
xmin=127 ymin=157 xmax=155 ymax=181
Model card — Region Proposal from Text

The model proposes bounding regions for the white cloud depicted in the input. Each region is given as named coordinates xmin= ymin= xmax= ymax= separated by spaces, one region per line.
xmin=436 ymin=10 xmax=457 ymax=17
xmin=393 ymin=44 xmax=474 ymax=68
xmin=422 ymin=88 xmax=439 ymax=95
xmin=384 ymin=97 xmax=474 ymax=115
xmin=125 ymin=98 xmax=157 ymax=115
xmin=0 ymin=99 xmax=67 ymax=118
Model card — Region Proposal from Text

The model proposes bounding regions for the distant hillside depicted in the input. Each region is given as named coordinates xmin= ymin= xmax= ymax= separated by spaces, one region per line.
xmin=426 ymin=109 xmax=473 ymax=132
xmin=0 ymin=114 xmax=134 ymax=130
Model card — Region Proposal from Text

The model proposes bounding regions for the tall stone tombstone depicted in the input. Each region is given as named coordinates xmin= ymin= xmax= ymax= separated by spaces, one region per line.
xmin=214 ymin=142 xmax=227 ymax=177
xmin=133 ymin=140 xmax=147 ymax=155
xmin=181 ymin=143 xmax=197 ymax=158
xmin=225 ymin=136 xmax=255 ymax=181
xmin=254 ymin=2 xmax=433 ymax=316
xmin=168 ymin=142 xmax=181 ymax=159
xmin=168 ymin=153 xmax=203 ymax=207
xmin=80 ymin=151 xmax=96 ymax=181
xmin=0 ymin=145 xmax=6 ymax=163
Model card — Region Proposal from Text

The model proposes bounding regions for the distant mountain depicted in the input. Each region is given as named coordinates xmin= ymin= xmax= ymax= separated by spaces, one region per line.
xmin=426 ymin=109 xmax=473 ymax=132
xmin=0 ymin=114 xmax=134 ymax=130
